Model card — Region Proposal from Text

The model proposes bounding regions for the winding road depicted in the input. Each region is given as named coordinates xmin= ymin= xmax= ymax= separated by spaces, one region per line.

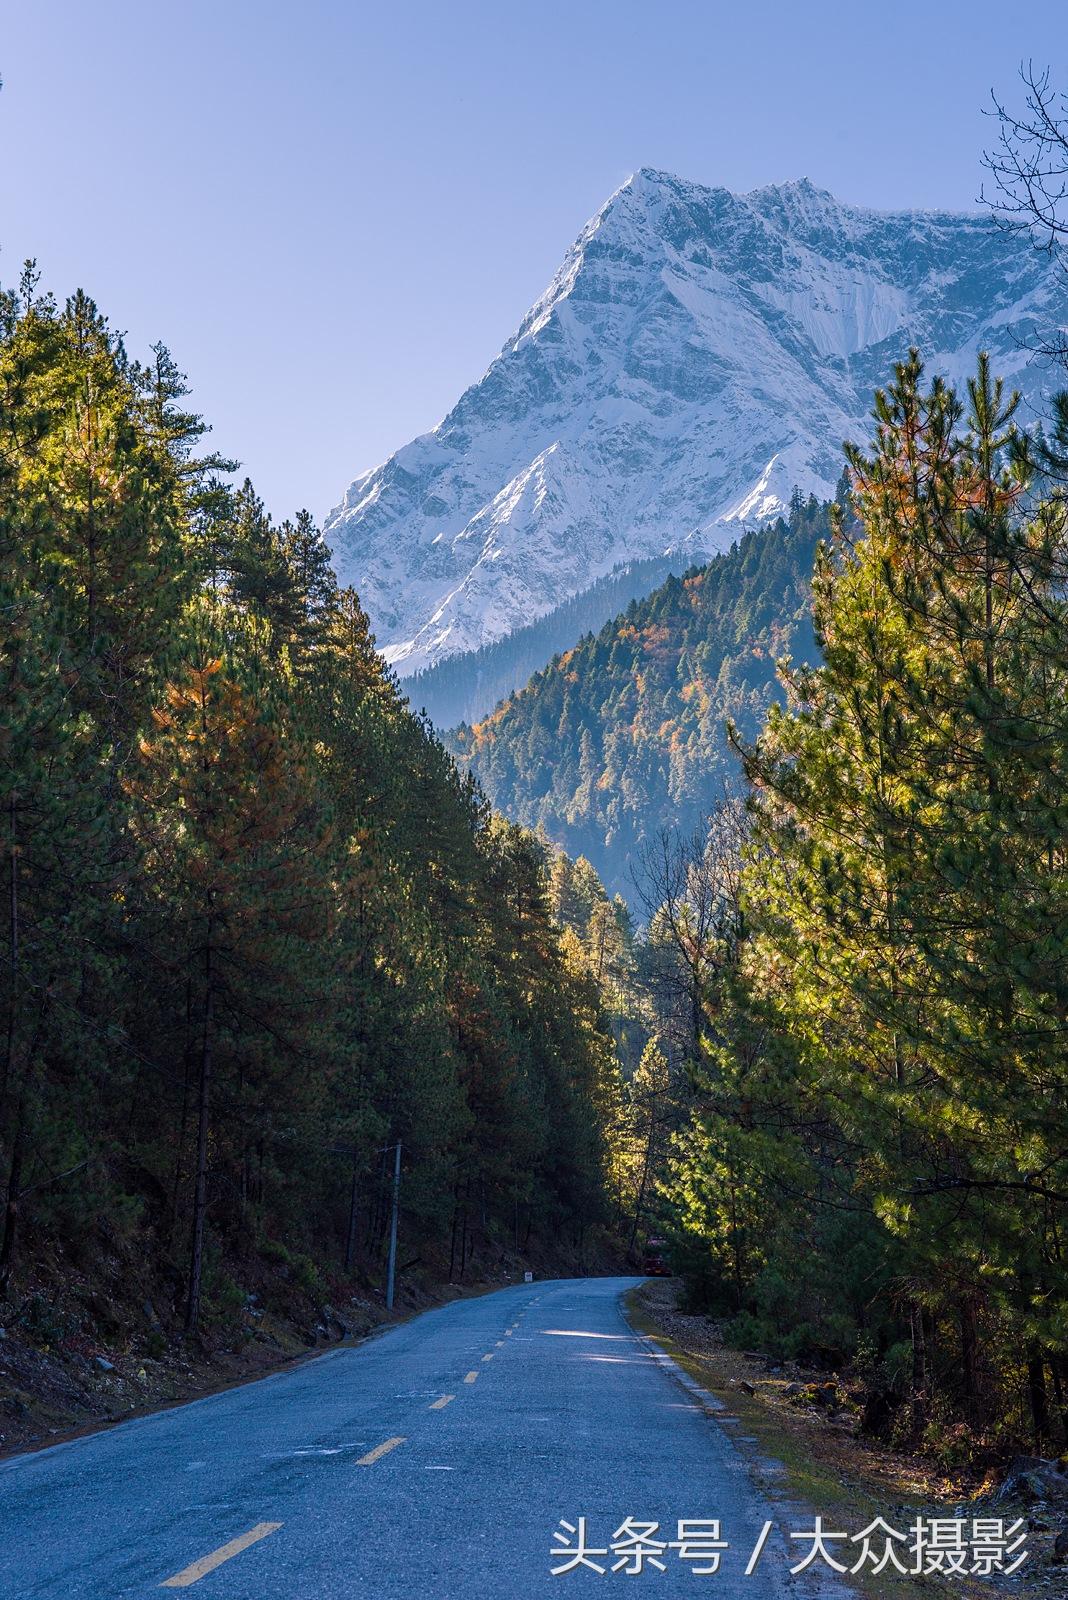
xmin=0 ymin=1277 xmax=851 ymax=1598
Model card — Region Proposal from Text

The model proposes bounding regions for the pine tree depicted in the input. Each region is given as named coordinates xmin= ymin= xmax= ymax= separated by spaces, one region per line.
xmin=723 ymin=352 xmax=1068 ymax=1438
xmin=127 ymin=609 xmax=333 ymax=1330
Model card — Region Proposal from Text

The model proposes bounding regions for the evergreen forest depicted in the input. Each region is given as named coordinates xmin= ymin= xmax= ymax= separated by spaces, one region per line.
xmin=0 ymin=271 xmax=630 ymax=1348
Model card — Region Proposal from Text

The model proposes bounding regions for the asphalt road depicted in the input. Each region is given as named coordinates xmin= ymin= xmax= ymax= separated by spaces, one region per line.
xmin=0 ymin=1277 xmax=852 ymax=1598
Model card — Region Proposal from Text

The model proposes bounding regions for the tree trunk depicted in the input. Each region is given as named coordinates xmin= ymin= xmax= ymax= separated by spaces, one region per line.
xmin=168 ymin=979 xmax=194 ymax=1246
xmin=184 ymin=935 xmax=214 ymax=1335
xmin=0 ymin=1102 xmax=27 ymax=1294
xmin=627 ymin=1129 xmax=654 ymax=1260
xmin=960 ymin=1296 xmax=981 ymax=1424
xmin=458 ymin=1181 xmax=470 ymax=1281
xmin=1049 ymin=1355 xmax=1068 ymax=1448
xmin=448 ymin=1188 xmax=460 ymax=1283
xmin=344 ymin=1151 xmax=359 ymax=1271
xmin=910 ymin=1301 xmax=927 ymax=1436
xmin=3 ymin=791 xmax=18 ymax=1107
xmin=1027 ymin=1346 xmax=1049 ymax=1450
xmin=728 ymin=1180 xmax=745 ymax=1310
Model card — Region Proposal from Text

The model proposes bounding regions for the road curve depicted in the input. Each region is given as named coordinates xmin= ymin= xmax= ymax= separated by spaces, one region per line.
xmin=0 ymin=1277 xmax=851 ymax=1598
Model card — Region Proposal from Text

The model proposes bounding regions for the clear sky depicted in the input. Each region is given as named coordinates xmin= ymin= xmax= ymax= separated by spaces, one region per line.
xmin=2 ymin=1 xmax=1064 ymax=519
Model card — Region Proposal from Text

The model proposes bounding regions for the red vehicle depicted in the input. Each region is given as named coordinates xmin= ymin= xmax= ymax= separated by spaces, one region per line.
xmin=642 ymin=1236 xmax=670 ymax=1275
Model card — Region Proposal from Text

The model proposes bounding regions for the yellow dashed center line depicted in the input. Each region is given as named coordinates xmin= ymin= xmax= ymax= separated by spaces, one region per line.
xmin=464 ymin=1370 xmax=479 ymax=1384
xmin=429 ymin=1394 xmax=454 ymax=1410
xmin=160 ymin=1523 xmax=282 ymax=1588
xmin=357 ymin=1435 xmax=406 ymax=1465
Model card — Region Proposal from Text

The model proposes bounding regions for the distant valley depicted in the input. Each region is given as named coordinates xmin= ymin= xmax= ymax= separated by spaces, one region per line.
xmin=445 ymin=498 xmax=826 ymax=898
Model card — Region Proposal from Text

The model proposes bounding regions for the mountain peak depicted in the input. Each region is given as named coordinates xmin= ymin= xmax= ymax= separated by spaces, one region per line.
xmin=617 ymin=165 xmax=695 ymax=192
xmin=608 ymin=167 xmax=835 ymax=214
xmin=601 ymin=164 xmax=726 ymax=213
xmin=325 ymin=173 xmax=1067 ymax=676
xmin=752 ymin=174 xmax=833 ymax=202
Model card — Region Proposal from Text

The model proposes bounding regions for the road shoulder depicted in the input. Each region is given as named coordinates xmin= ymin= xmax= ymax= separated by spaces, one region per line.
xmin=623 ymin=1282 xmax=1058 ymax=1600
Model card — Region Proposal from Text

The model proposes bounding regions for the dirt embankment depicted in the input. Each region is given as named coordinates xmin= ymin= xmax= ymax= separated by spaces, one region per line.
xmin=1 ymin=1228 xmax=613 ymax=1460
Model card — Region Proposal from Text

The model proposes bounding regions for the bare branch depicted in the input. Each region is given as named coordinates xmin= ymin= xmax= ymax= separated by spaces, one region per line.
xmin=980 ymin=62 xmax=1068 ymax=374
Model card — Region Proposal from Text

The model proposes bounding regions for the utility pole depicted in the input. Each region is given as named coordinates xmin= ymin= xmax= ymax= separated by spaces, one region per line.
xmin=385 ymin=1140 xmax=402 ymax=1312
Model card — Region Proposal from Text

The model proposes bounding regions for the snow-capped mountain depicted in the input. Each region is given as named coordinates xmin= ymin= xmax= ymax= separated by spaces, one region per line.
xmin=325 ymin=169 xmax=1067 ymax=675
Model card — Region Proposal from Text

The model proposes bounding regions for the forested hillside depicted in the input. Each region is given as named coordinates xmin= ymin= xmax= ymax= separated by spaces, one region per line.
xmin=448 ymin=495 xmax=832 ymax=898
xmin=0 ymin=270 xmax=623 ymax=1357
xmin=407 ymin=553 xmax=682 ymax=729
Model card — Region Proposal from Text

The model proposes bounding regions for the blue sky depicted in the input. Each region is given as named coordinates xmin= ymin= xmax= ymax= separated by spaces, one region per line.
xmin=2 ymin=1 xmax=1064 ymax=518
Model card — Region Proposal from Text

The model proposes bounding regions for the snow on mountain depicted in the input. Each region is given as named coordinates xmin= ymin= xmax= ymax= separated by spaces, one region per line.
xmin=325 ymin=169 xmax=1067 ymax=675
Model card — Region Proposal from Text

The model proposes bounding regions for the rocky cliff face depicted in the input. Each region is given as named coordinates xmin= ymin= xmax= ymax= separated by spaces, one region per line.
xmin=325 ymin=169 xmax=1066 ymax=675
